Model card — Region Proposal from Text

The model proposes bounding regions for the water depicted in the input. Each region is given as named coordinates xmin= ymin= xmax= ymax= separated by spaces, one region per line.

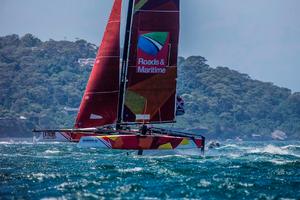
xmin=0 ymin=140 xmax=299 ymax=199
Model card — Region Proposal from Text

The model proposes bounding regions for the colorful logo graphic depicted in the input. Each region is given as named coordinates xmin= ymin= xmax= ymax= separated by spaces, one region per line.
xmin=138 ymin=32 xmax=168 ymax=56
xmin=136 ymin=31 xmax=170 ymax=74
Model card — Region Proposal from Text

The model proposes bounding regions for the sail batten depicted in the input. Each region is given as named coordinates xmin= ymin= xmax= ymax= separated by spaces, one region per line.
xmin=75 ymin=0 xmax=122 ymax=128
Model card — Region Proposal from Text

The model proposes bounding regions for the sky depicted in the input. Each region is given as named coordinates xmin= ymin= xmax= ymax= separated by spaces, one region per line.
xmin=1 ymin=0 xmax=299 ymax=92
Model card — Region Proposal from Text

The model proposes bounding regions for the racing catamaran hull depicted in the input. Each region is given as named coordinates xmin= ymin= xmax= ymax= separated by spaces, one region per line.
xmin=78 ymin=134 xmax=205 ymax=155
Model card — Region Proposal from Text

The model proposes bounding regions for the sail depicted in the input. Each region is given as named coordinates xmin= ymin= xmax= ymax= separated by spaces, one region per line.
xmin=75 ymin=0 xmax=122 ymax=128
xmin=123 ymin=0 xmax=180 ymax=123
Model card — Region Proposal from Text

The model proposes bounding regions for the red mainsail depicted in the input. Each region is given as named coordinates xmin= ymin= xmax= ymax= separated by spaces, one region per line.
xmin=123 ymin=0 xmax=180 ymax=123
xmin=75 ymin=0 xmax=122 ymax=128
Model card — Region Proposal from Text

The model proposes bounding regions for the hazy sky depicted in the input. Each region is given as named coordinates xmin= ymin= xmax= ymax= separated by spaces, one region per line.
xmin=1 ymin=0 xmax=299 ymax=92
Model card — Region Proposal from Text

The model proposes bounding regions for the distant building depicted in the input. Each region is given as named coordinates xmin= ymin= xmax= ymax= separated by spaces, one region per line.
xmin=19 ymin=116 xmax=27 ymax=120
xmin=78 ymin=58 xmax=95 ymax=67
xmin=63 ymin=106 xmax=78 ymax=112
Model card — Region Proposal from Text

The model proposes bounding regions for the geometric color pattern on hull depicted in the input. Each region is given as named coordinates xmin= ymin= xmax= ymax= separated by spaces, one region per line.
xmin=36 ymin=132 xmax=102 ymax=143
xmin=79 ymin=135 xmax=204 ymax=150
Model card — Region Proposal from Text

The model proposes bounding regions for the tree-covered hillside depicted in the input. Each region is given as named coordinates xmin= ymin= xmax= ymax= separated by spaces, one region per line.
xmin=0 ymin=34 xmax=299 ymax=139
xmin=0 ymin=34 xmax=96 ymax=137
xmin=176 ymin=56 xmax=300 ymax=139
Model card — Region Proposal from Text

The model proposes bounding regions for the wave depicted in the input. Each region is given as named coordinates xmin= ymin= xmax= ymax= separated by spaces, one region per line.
xmin=281 ymin=144 xmax=300 ymax=150
xmin=197 ymin=179 xmax=211 ymax=187
xmin=0 ymin=140 xmax=33 ymax=145
xmin=31 ymin=173 xmax=58 ymax=181
xmin=248 ymin=144 xmax=290 ymax=155
xmin=269 ymin=159 xmax=298 ymax=165
xmin=0 ymin=141 xmax=14 ymax=144
xmin=246 ymin=144 xmax=300 ymax=159
xmin=44 ymin=149 xmax=60 ymax=154
xmin=205 ymin=143 xmax=300 ymax=159
xmin=217 ymin=144 xmax=239 ymax=149
xmin=118 ymin=167 xmax=143 ymax=173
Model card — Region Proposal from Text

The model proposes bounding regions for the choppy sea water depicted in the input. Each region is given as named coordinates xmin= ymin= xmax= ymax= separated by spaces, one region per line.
xmin=0 ymin=140 xmax=299 ymax=199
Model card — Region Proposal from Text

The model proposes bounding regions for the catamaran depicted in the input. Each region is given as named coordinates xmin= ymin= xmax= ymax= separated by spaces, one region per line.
xmin=33 ymin=0 xmax=205 ymax=155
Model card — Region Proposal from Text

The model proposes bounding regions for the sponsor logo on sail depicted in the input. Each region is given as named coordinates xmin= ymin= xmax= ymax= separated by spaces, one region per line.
xmin=135 ymin=114 xmax=150 ymax=120
xmin=136 ymin=32 xmax=169 ymax=74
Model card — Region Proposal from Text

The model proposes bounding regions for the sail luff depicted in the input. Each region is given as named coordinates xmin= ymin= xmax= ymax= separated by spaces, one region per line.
xmin=75 ymin=0 xmax=122 ymax=128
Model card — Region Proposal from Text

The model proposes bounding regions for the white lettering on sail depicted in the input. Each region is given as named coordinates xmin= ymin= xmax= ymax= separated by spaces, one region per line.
xmin=138 ymin=58 xmax=160 ymax=66
xmin=137 ymin=58 xmax=167 ymax=74
xmin=137 ymin=66 xmax=166 ymax=74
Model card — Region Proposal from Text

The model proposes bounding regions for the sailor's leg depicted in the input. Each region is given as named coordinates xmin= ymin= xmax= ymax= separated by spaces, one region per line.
xmin=138 ymin=150 xmax=143 ymax=155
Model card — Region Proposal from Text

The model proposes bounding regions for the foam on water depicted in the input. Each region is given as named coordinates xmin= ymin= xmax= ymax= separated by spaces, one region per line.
xmin=217 ymin=144 xmax=240 ymax=149
xmin=44 ymin=149 xmax=61 ymax=154
xmin=198 ymin=179 xmax=211 ymax=187
xmin=118 ymin=167 xmax=144 ymax=173
xmin=281 ymin=144 xmax=300 ymax=150
xmin=0 ymin=140 xmax=33 ymax=145
xmin=248 ymin=144 xmax=290 ymax=155
xmin=0 ymin=141 xmax=13 ymax=144
xmin=269 ymin=159 xmax=298 ymax=165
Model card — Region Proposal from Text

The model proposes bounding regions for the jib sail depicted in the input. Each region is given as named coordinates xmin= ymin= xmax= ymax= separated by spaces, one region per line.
xmin=75 ymin=0 xmax=122 ymax=128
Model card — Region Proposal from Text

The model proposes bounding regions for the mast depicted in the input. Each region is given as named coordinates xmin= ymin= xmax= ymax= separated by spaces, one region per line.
xmin=117 ymin=0 xmax=135 ymax=129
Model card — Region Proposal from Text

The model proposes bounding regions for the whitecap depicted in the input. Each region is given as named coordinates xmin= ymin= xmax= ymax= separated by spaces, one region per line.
xmin=281 ymin=144 xmax=300 ymax=150
xmin=0 ymin=140 xmax=33 ymax=145
xmin=238 ymin=182 xmax=254 ymax=187
xmin=156 ymin=167 xmax=178 ymax=176
xmin=218 ymin=144 xmax=239 ymax=149
xmin=0 ymin=141 xmax=13 ymax=144
xmin=227 ymin=153 xmax=241 ymax=158
xmin=228 ymin=165 xmax=241 ymax=169
xmin=118 ymin=167 xmax=143 ymax=173
xmin=269 ymin=159 xmax=297 ymax=165
xmin=197 ymin=179 xmax=211 ymax=187
xmin=31 ymin=173 xmax=58 ymax=181
xmin=248 ymin=144 xmax=290 ymax=155
xmin=32 ymin=173 xmax=48 ymax=181
xmin=44 ymin=149 xmax=60 ymax=154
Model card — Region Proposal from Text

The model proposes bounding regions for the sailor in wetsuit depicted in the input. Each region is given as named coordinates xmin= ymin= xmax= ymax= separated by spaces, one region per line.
xmin=138 ymin=125 xmax=148 ymax=155
xmin=176 ymin=95 xmax=185 ymax=116
xmin=141 ymin=124 xmax=148 ymax=135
